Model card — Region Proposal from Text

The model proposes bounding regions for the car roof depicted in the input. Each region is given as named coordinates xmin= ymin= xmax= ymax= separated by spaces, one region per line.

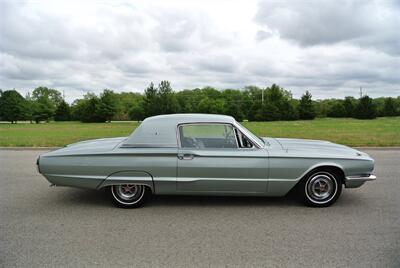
xmin=144 ymin=113 xmax=235 ymax=124
xmin=122 ymin=114 xmax=235 ymax=147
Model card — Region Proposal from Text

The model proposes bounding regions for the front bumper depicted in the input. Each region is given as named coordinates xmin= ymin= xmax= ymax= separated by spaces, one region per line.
xmin=345 ymin=174 xmax=376 ymax=188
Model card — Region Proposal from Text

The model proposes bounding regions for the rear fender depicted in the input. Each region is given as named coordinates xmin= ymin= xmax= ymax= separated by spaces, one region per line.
xmin=97 ymin=171 xmax=154 ymax=193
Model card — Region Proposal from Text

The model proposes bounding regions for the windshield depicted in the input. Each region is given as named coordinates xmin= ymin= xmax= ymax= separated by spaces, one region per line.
xmin=235 ymin=122 xmax=265 ymax=147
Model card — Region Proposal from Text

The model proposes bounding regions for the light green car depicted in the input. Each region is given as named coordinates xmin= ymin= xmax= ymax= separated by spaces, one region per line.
xmin=37 ymin=114 xmax=376 ymax=208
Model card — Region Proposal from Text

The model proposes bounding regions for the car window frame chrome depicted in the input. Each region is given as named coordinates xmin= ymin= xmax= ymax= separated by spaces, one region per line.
xmin=234 ymin=121 xmax=266 ymax=149
xmin=232 ymin=122 xmax=264 ymax=149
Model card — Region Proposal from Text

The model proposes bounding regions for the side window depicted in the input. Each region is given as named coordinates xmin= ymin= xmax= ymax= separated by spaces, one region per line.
xmin=235 ymin=129 xmax=254 ymax=148
xmin=179 ymin=124 xmax=238 ymax=149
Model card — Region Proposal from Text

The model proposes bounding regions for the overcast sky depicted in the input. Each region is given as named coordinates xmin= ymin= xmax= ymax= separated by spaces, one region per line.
xmin=1 ymin=0 xmax=399 ymax=101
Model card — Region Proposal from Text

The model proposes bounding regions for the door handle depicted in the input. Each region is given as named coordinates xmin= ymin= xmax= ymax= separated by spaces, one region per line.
xmin=178 ymin=153 xmax=194 ymax=160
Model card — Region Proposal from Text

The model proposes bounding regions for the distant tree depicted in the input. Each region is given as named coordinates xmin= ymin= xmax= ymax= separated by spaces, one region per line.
xmin=129 ymin=104 xmax=145 ymax=121
xmin=266 ymin=84 xmax=285 ymax=102
xmin=158 ymin=81 xmax=180 ymax=114
xmin=86 ymin=95 xmax=104 ymax=122
xmin=328 ymin=101 xmax=347 ymax=118
xmin=243 ymin=84 xmax=297 ymax=121
xmin=71 ymin=99 xmax=84 ymax=120
xmin=23 ymin=92 xmax=35 ymax=123
xmin=280 ymin=99 xmax=299 ymax=120
xmin=263 ymin=84 xmax=284 ymax=121
xmin=98 ymin=89 xmax=118 ymax=122
xmin=31 ymin=87 xmax=62 ymax=122
xmin=176 ymin=90 xmax=195 ymax=113
xmin=314 ymin=100 xmax=329 ymax=118
xmin=54 ymin=100 xmax=71 ymax=121
xmin=201 ymin=86 xmax=222 ymax=99
xmin=32 ymin=98 xmax=55 ymax=123
xmin=143 ymin=82 xmax=160 ymax=117
xmin=210 ymin=99 xmax=225 ymax=114
xmin=221 ymin=89 xmax=244 ymax=121
xmin=224 ymin=101 xmax=244 ymax=121
xmin=114 ymin=92 xmax=143 ymax=120
xmin=354 ymin=95 xmax=377 ymax=119
xmin=244 ymin=86 xmax=262 ymax=101
xmin=32 ymin=87 xmax=62 ymax=107
xmin=396 ymin=97 xmax=400 ymax=115
xmin=249 ymin=101 xmax=262 ymax=121
xmin=372 ymin=97 xmax=386 ymax=116
xmin=298 ymin=90 xmax=316 ymax=120
xmin=197 ymin=97 xmax=212 ymax=113
xmin=343 ymin=96 xmax=355 ymax=117
xmin=382 ymin=97 xmax=398 ymax=116
xmin=243 ymin=85 xmax=262 ymax=121
xmin=0 ymin=90 xmax=2 ymax=121
xmin=263 ymin=102 xmax=281 ymax=121
xmin=0 ymin=90 xmax=26 ymax=123
xmin=71 ymin=93 xmax=105 ymax=122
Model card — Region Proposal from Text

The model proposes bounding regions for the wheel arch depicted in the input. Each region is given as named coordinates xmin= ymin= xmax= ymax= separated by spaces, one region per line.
xmin=292 ymin=163 xmax=345 ymax=207
xmin=97 ymin=170 xmax=155 ymax=193
xmin=285 ymin=163 xmax=345 ymax=196
xmin=297 ymin=163 xmax=346 ymax=186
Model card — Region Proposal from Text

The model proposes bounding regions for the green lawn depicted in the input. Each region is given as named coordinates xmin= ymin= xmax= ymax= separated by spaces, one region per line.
xmin=0 ymin=117 xmax=399 ymax=147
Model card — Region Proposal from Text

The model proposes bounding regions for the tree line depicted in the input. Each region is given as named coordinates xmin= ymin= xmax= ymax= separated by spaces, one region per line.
xmin=0 ymin=81 xmax=399 ymax=123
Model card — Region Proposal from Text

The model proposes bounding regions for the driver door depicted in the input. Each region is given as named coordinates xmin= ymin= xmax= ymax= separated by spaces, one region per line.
xmin=177 ymin=123 xmax=268 ymax=193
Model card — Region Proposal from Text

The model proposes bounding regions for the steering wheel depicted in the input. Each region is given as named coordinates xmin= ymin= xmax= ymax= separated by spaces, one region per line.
xmin=224 ymin=131 xmax=236 ymax=147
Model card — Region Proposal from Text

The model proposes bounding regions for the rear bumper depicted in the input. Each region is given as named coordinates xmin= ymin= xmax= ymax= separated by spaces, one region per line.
xmin=36 ymin=157 xmax=41 ymax=173
xmin=345 ymin=174 xmax=376 ymax=188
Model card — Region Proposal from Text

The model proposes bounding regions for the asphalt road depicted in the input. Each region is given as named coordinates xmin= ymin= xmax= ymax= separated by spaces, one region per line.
xmin=1 ymin=149 xmax=399 ymax=267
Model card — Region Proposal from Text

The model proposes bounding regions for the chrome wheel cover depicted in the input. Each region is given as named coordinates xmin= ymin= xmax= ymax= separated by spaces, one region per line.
xmin=112 ymin=184 xmax=145 ymax=205
xmin=305 ymin=173 xmax=338 ymax=204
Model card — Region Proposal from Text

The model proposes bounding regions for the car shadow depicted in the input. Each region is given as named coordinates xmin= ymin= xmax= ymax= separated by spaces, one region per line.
xmin=48 ymin=187 xmax=111 ymax=207
xmin=49 ymin=188 xmax=303 ymax=208
xmin=148 ymin=195 xmax=301 ymax=208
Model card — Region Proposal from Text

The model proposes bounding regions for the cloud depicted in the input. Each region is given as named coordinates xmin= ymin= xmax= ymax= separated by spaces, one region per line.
xmin=255 ymin=0 xmax=400 ymax=55
xmin=256 ymin=30 xmax=274 ymax=41
xmin=0 ymin=0 xmax=399 ymax=102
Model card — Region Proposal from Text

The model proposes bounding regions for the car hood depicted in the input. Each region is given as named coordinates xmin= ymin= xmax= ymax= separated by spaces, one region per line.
xmin=264 ymin=137 xmax=372 ymax=160
xmin=276 ymin=138 xmax=350 ymax=150
xmin=42 ymin=137 xmax=127 ymax=157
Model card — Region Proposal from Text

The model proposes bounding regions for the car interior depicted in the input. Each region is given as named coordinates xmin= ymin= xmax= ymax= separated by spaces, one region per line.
xmin=179 ymin=124 xmax=254 ymax=149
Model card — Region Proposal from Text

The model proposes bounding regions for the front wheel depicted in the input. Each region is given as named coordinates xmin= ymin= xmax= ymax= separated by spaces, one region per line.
xmin=110 ymin=184 xmax=150 ymax=208
xmin=300 ymin=170 xmax=342 ymax=207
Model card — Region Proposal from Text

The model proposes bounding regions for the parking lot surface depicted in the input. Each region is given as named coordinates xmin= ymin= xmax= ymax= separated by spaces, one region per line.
xmin=0 ymin=149 xmax=399 ymax=267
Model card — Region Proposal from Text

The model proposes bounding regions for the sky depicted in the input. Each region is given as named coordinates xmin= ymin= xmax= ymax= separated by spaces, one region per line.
xmin=0 ymin=0 xmax=399 ymax=102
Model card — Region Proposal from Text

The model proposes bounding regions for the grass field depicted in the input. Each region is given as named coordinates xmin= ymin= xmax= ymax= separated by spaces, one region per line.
xmin=0 ymin=117 xmax=399 ymax=147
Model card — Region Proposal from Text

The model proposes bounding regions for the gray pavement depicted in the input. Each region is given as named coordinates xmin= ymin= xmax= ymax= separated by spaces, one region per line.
xmin=0 ymin=149 xmax=399 ymax=267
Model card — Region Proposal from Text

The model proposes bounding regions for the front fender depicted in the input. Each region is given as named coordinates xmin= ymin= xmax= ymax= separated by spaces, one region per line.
xmin=267 ymin=159 xmax=346 ymax=196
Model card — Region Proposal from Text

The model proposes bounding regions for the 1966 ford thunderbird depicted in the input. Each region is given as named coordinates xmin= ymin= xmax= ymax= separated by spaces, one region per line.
xmin=37 ymin=114 xmax=376 ymax=208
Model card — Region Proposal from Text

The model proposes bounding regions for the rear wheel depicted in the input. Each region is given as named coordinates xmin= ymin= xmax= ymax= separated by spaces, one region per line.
xmin=300 ymin=170 xmax=342 ymax=207
xmin=110 ymin=184 xmax=150 ymax=208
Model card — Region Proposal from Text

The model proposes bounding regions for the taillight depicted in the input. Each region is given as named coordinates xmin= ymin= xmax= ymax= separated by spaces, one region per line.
xmin=36 ymin=157 xmax=41 ymax=173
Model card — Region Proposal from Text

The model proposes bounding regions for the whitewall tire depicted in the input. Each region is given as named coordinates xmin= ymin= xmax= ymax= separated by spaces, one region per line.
xmin=110 ymin=184 xmax=150 ymax=208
